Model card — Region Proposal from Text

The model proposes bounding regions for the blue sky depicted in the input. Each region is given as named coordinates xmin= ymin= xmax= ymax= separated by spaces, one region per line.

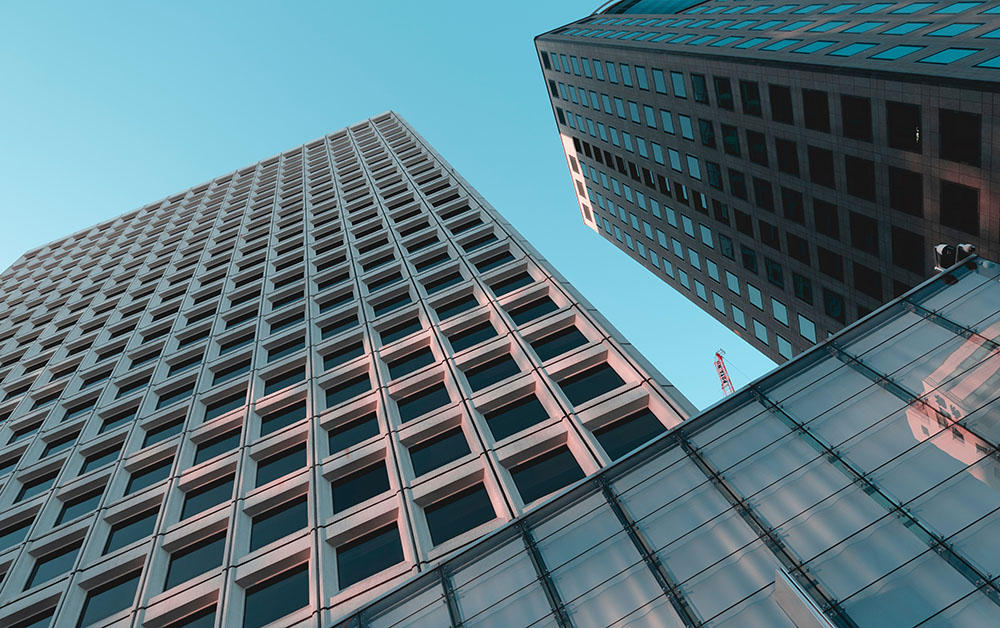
xmin=0 ymin=1 xmax=774 ymax=409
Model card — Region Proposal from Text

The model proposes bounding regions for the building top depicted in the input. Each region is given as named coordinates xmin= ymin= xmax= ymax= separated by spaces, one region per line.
xmin=539 ymin=0 xmax=1000 ymax=87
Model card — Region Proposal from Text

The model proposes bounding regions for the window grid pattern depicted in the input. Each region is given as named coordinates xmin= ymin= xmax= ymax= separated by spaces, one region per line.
xmin=0 ymin=113 xmax=694 ymax=628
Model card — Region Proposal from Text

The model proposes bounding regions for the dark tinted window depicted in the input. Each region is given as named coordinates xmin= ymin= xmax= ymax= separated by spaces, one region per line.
xmin=387 ymin=348 xmax=435 ymax=379
xmin=888 ymin=167 xmax=923 ymax=217
xmin=250 ymin=495 xmax=307 ymax=552
xmin=739 ymin=80 xmax=761 ymax=116
xmin=530 ymin=327 xmax=588 ymax=362
xmin=940 ymin=180 xmax=979 ymax=235
xmin=768 ymin=84 xmax=793 ymax=123
xmin=853 ymin=263 xmax=883 ymax=300
xmin=484 ymin=395 xmax=550 ymax=442
xmin=260 ymin=401 xmax=307 ymax=436
xmin=507 ymin=297 xmax=558 ymax=325
xmin=194 ymin=430 xmax=241 ymax=465
xmin=380 ymin=318 xmax=421 ymax=344
xmin=844 ymin=156 xmax=876 ymax=201
xmin=435 ymin=294 xmax=478 ymax=320
xmin=807 ymin=146 xmax=835 ymax=188
xmin=775 ymin=139 xmax=799 ymax=176
xmin=143 ymin=419 xmax=184 ymax=448
xmin=891 ymin=227 xmax=925 ymax=274
xmin=823 ymin=288 xmax=846 ymax=323
xmin=337 ymin=524 xmax=404 ymax=589
xmin=332 ymin=463 xmax=389 ymax=514
xmin=181 ymin=476 xmax=233 ymax=520
xmin=323 ymin=341 xmax=365 ymax=370
xmin=81 ymin=445 xmax=121 ymax=474
xmin=939 ymin=109 xmax=981 ymax=166
xmin=267 ymin=337 xmax=304 ymax=362
xmin=0 ymin=518 xmax=33 ymax=552
xmin=372 ymin=293 xmax=411 ymax=316
xmin=409 ymin=428 xmax=470 ymax=476
xmin=256 ymin=445 xmax=306 ymax=487
xmin=397 ymin=383 xmax=451 ymax=423
xmin=818 ymin=247 xmax=845 ymax=281
xmin=463 ymin=355 xmax=520 ymax=392
xmin=205 ymin=391 xmax=245 ymax=422
xmin=329 ymin=413 xmax=379 ymax=453
xmin=801 ymin=89 xmax=829 ymax=132
xmin=326 ymin=373 xmax=371 ymax=408
xmin=558 ymin=364 xmax=625 ymax=406
xmin=104 ymin=509 xmax=158 ymax=554
xmin=814 ymin=200 xmax=839 ymax=239
xmin=264 ymin=367 xmax=305 ymax=396
xmin=714 ymin=76 xmax=734 ymax=110
xmin=849 ymin=212 xmax=879 ymax=255
xmin=165 ymin=533 xmax=226 ymax=590
xmin=841 ymin=95 xmax=872 ymax=141
xmin=76 ymin=570 xmax=141 ymax=628
xmin=126 ymin=458 xmax=173 ymax=494
xmin=425 ymin=484 xmax=495 ymax=546
xmin=510 ymin=447 xmax=584 ymax=504
xmin=167 ymin=606 xmax=216 ymax=628
xmin=26 ymin=541 xmax=81 ymax=589
xmin=242 ymin=564 xmax=309 ymax=628
xmin=491 ymin=272 xmax=533 ymax=296
xmin=448 ymin=321 xmax=497 ymax=352
xmin=886 ymin=101 xmax=921 ymax=153
xmin=594 ymin=410 xmax=666 ymax=460
xmin=56 ymin=488 xmax=103 ymax=526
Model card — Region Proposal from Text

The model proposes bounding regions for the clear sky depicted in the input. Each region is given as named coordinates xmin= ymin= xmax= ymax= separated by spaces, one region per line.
xmin=0 ymin=1 xmax=775 ymax=409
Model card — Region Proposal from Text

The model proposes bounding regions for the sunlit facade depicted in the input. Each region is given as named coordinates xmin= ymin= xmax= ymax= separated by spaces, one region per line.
xmin=0 ymin=113 xmax=696 ymax=628
xmin=336 ymin=256 xmax=1000 ymax=628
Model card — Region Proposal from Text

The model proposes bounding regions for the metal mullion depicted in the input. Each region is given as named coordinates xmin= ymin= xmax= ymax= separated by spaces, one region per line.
xmin=438 ymin=566 xmax=464 ymax=627
xmin=519 ymin=521 xmax=574 ymax=628
xmin=902 ymin=299 xmax=1000 ymax=353
xmin=752 ymin=383 xmax=1000 ymax=610
xmin=678 ymin=435 xmax=857 ymax=627
xmin=597 ymin=477 xmax=702 ymax=627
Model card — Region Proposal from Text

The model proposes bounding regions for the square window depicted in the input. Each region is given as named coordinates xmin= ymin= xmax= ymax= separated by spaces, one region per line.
xmin=26 ymin=541 xmax=82 ymax=589
xmin=326 ymin=373 xmax=371 ymax=408
xmin=818 ymin=247 xmax=845 ymax=281
xmin=448 ymin=321 xmax=497 ymax=352
xmin=409 ymin=427 xmax=470 ymax=476
xmin=256 ymin=444 xmax=306 ymax=487
xmin=126 ymin=458 xmax=173 ymax=494
xmin=104 ymin=508 xmax=158 ymax=554
xmin=164 ymin=533 xmax=225 ymax=590
xmin=593 ymin=409 xmax=666 ymax=460
xmin=424 ymin=484 xmax=495 ymax=546
xmin=250 ymin=495 xmax=307 ymax=552
xmin=484 ymin=395 xmax=550 ymax=442
xmin=939 ymin=109 xmax=981 ymax=166
xmin=463 ymin=355 xmax=520 ymax=392
xmin=260 ymin=401 xmax=306 ymax=436
xmin=849 ymin=212 xmax=879 ymax=254
xmin=194 ymin=430 xmax=240 ymax=465
xmin=530 ymin=327 xmax=588 ymax=362
xmin=336 ymin=523 xmax=404 ymax=589
xmin=56 ymin=488 xmax=103 ymax=526
xmin=332 ymin=463 xmax=389 ymax=514
xmin=181 ymin=475 xmax=233 ymax=520
xmin=558 ymin=363 xmax=625 ymax=406
xmin=76 ymin=570 xmax=142 ymax=628
xmin=510 ymin=447 xmax=584 ymax=504
xmin=886 ymin=101 xmax=922 ymax=152
xmin=329 ymin=413 xmax=379 ymax=453
xmin=397 ymin=382 xmax=451 ymax=423
xmin=242 ymin=564 xmax=309 ymax=628
xmin=844 ymin=156 xmax=876 ymax=201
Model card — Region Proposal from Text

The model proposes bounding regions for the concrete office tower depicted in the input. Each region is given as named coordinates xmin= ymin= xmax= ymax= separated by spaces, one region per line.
xmin=537 ymin=0 xmax=1000 ymax=363
xmin=336 ymin=255 xmax=1000 ymax=628
xmin=0 ymin=112 xmax=696 ymax=628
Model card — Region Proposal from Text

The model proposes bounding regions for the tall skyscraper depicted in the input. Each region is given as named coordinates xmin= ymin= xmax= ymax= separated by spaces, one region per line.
xmin=536 ymin=0 xmax=1000 ymax=363
xmin=0 ymin=112 xmax=696 ymax=628
xmin=336 ymin=255 xmax=1000 ymax=628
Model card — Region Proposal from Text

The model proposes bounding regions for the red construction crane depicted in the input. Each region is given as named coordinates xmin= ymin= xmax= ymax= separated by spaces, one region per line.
xmin=714 ymin=350 xmax=735 ymax=396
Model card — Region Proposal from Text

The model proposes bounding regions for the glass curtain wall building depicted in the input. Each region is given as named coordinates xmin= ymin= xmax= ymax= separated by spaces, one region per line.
xmin=0 ymin=113 xmax=696 ymax=628
xmin=335 ymin=255 xmax=1000 ymax=628
xmin=537 ymin=0 xmax=1000 ymax=363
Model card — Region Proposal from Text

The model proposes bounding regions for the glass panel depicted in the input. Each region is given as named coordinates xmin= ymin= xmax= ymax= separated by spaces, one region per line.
xmin=256 ymin=445 xmax=306 ymax=487
xmin=367 ymin=583 xmax=451 ymax=628
xmin=748 ymin=454 xmax=852 ymax=537
xmin=332 ymin=463 xmax=389 ymax=514
xmin=452 ymin=540 xmax=552 ymax=627
xmin=510 ymin=447 xmax=585 ymax=504
xmin=593 ymin=409 xmax=667 ymax=460
xmin=425 ymin=484 xmax=495 ymax=546
xmin=105 ymin=509 xmax=158 ymax=554
xmin=250 ymin=495 xmax=308 ymax=552
xmin=329 ymin=413 xmax=379 ymax=453
xmin=679 ymin=535 xmax=782 ymax=619
xmin=801 ymin=512 xmax=927 ymax=601
xmin=535 ymin=496 xmax=685 ymax=628
xmin=839 ymin=549 xmax=974 ymax=626
xmin=165 ymin=533 xmax=226 ymax=590
xmin=409 ymin=427 xmax=469 ymax=476
xmin=242 ymin=564 xmax=309 ymax=628
xmin=76 ymin=571 xmax=141 ymax=628
xmin=709 ymin=586 xmax=796 ymax=628
xmin=337 ymin=524 xmax=404 ymax=589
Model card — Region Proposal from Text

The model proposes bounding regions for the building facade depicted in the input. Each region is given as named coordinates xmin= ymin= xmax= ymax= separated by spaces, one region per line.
xmin=537 ymin=0 xmax=1000 ymax=363
xmin=0 ymin=113 xmax=696 ymax=628
xmin=335 ymin=255 xmax=1000 ymax=628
